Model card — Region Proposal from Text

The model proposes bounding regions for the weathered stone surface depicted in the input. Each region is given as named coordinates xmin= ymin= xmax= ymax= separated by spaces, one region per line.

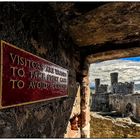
xmin=69 ymin=2 xmax=140 ymax=47
xmin=109 ymin=94 xmax=140 ymax=119
xmin=2 ymin=2 xmax=140 ymax=138
xmin=0 ymin=2 xmax=80 ymax=138
xmin=64 ymin=85 xmax=81 ymax=138
xmin=91 ymin=93 xmax=111 ymax=112
xmin=86 ymin=46 xmax=140 ymax=63
xmin=80 ymin=75 xmax=90 ymax=138
xmin=90 ymin=112 xmax=140 ymax=138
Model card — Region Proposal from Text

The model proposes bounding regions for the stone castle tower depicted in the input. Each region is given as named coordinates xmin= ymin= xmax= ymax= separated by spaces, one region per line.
xmin=110 ymin=72 xmax=118 ymax=93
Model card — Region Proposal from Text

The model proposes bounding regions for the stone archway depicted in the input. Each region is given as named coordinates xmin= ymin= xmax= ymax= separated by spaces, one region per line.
xmin=67 ymin=2 xmax=140 ymax=138
xmin=0 ymin=2 xmax=140 ymax=139
xmin=125 ymin=103 xmax=133 ymax=116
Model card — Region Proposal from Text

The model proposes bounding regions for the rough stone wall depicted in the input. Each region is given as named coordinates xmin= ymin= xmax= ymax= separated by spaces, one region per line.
xmin=109 ymin=94 xmax=140 ymax=118
xmin=80 ymin=75 xmax=90 ymax=138
xmin=135 ymin=95 xmax=140 ymax=119
xmin=109 ymin=94 xmax=124 ymax=113
xmin=0 ymin=3 xmax=81 ymax=138
xmin=91 ymin=93 xmax=110 ymax=112
xmin=64 ymin=85 xmax=81 ymax=138
xmin=90 ymin=112 xmax=140 ymax=138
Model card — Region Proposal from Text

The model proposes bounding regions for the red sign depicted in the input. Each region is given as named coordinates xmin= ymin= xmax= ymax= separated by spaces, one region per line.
xmin=0 ymin=40 xmax=68 ymax=108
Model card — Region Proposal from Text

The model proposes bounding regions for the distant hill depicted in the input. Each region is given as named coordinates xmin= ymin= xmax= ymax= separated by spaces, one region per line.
xmin=90 ymin=83 xmax=95 ymax=89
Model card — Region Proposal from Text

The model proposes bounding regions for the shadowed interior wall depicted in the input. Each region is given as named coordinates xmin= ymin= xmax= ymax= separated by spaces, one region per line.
xmin=0 ymin=3 xmax=80 ymax=138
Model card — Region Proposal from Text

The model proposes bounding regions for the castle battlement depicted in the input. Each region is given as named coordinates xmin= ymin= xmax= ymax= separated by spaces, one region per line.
xmin=95 ymin=72 xmax=134 ymax=95
xmin=91 ymin=72 xmax=139 ymax=118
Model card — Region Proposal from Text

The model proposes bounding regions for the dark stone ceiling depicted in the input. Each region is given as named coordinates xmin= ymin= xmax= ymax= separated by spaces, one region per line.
xmin=73 ymin=2 xmax=109 ymax=13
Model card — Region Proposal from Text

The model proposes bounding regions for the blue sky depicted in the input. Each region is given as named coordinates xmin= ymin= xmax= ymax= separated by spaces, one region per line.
xmin=120 ymin=56 xmax=140 ymax=62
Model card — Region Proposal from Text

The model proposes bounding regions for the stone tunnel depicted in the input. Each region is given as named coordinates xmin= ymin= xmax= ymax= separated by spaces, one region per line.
xmin=0 ymin=2 xmax=140 ymax=138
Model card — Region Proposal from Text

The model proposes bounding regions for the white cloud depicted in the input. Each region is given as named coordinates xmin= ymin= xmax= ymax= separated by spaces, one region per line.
xmin=89 ymin=59 xmax=140 ymax=86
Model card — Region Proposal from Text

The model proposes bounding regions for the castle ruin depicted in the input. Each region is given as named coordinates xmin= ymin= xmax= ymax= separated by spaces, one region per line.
xmin=91 ymin=72 xmax=140 ymax=120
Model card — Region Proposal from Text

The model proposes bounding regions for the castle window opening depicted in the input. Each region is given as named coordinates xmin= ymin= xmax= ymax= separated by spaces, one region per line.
xmin=89 ymin=56 xmax=140 ymax=119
